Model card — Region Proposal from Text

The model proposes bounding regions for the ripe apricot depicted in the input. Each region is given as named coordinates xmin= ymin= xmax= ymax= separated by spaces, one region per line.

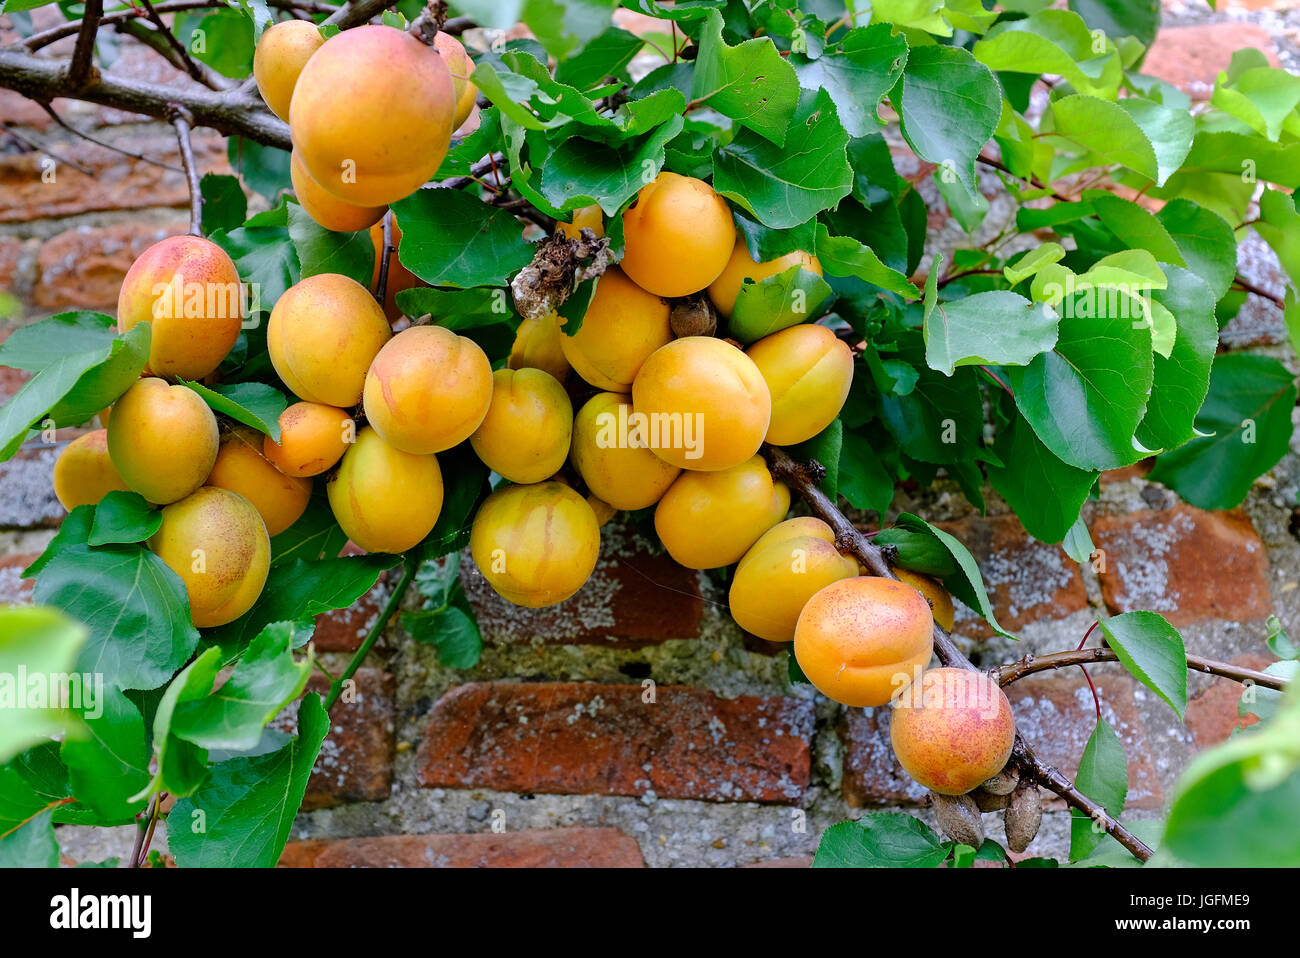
xmin=620 ymin=172 xmax=733 ymax=297
xmin=469 ymin=368 xmax=572 ymax=484
xmin=368 ymin=216 xmax=423 ymax=322
xmin=631 ymin=336 xmax=771 ymax=471
xmin=53 ymin=430 xmax=130 ymax=510
xmin=262 ymin=401 xmax=353 ymax=478
xmin=148 ymin=486 xmax=271 ymax=627
xmin=508 ymin=313 xmax=569 ymax=382
xmin=729 ymin=517 xmax=858 ymax=643
xmin=253 ymin=19 xmax=325 ymax=122
xmin=559 ymin=267 xmax=671 ymax=391
xmin=570 ymin=392 xmax=680 ymax=511
xmin=291 ymin=149 xmax=386 ymax=233
xmin=363 ymin=325 xmax=492 ymax=454
xmin=116 ymin=235 xmax=243 ymax=381
xmin=267 ymin=273 xmax=390 ymax=406
xmin=746 ymin=323 xmax=853 ymax=446
xmin=890 ymin=667 xmax=1016 ymax=795
xmin=206 ymin=426 xmax=311 ymax=536
xmin=107 ymin=377 xmax=218 ymax=505
xmin=793 ymin=576 xmax=934 ymax=707
xmin=654 ymin=455 xmax=789 ymax=569
xmin=896 ymin=568 xmax=956 ymax=633
xmin=433 ymin=32 xmax=477 ymax=130
xmin=556 ymin=204 xmax=605 ymax=241
xmin=290 ymin=25 xmax=455 ymax=207
xmin=707 ymin=234 xmax=822 ymax=319
xmin=326 ymin=427 xmax=443 ymax=553
xmin=469 ymin=481 xmax=600 ymax=608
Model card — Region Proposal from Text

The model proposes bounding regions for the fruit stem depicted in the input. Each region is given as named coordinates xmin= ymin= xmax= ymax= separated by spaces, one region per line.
xmin=323 ymin=560 xmax=416 ymax=710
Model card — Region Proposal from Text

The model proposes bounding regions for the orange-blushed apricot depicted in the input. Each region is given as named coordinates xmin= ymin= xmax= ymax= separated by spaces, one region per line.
xmin=106 ymin=377 xmax=218 ymax=505
xmin=746 ymin=323 xmax=853 ymax=446
xmin=620 ymin=171 xmax=733 ymax=297
xmin=559 ymin=267 xmax=671 ymax=392
xmin=253 ymin=18 xmax=325 ymax=122
xmin=262 ymin=401 xmax=353 ymax=478
xmin=206 ymin=426 xmax=311 ymax=536
xmin=653 ymin=455 xmax=789 ymax=569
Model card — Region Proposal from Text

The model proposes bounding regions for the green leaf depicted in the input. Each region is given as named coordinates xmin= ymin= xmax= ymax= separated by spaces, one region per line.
xmin=0 ymin=802 xmax=57 ymax=868
xmin=815 ymin=225 xmax=918 ymax=300
xmin=0 ymin=310 xmax=117 ymax=372
xmin=200 ymin=174 xmax=248 ymax=235
xmin=813 ymin=812 xmax=949 ymax=868
xmin=1085 ymin=191 xmax=1184 ymax=265
xmin=878 ymin=347 xmax=984 ymax=464
xmin=987 ymin=408 xmax=1097 ymax=545
xmin=286 ymin=203 xmax=375 ymax=286
xmin=60 ymin=685 xmax=150 ymax=822
xmin=180 ymin=380 xmax=288 ymax=442
xmin=691 ymin=8 xmax=799 ymax=146
xmin=1211 ymin=57 xmax=1300 ymax=143
xmin=88 ymin=491 xmax=160 ymax=546
xmin=894 ymin=45 xmax=1001 ymax=195
xmin=787 ymin=647 xmax=810 ymax=685
xmin=1047 ymin=95 xmax=1159 ymax=182
xmin=890 ymin=513 xmax=1013 ymax=638
xmin=139 ymin=647 xmax=224 ymax=800
xmin=226 ymin=135 xmax=291 ymax=202
xmin=1069 ymin=718 xmax=1127 ymax=861
xmin=924 ymin=290 xmax=1058 ymax=377
xmin=793 ymin=23 xmax=907 ymax=138
xmin=973 ymin=9 xmax=1122 ymax=100
xmin=836 ymin=429 xmax=895 ymax=517
xmin=396 ymin=286 xmax=519 ymax=330
xmin=1004 ymin=244 xmax=1065 ymax=286
xmin=404 ymin=605 xmax=482 ymax=670
xmin=269 ymin=490 xmax=348 ymax=569
xmin=554 ymin=26 xmax=644 ymax=89
xmin=414 ymin=445 xmax=491 ymax=562
xmin=1098 ymin=611 xmax=1188 ymax=720
xmin=874 ymin=528 xmax=958 ymax=579
xmin=1068 ymin=0 xmax=1159 ymax=47
xmin=713 ymin=88 xmax=853 ymax=229
xmin=1117 ymin=98 xmax=1194 ymax=187
xmin=1155 ymin=199 xmax=1237 ymax=301
xmin=1266 ymin=614 xmax=1299 ymax=661
xmin=790 ymin=418 xmax=843 ymax=501
xmin=728 ymin=265 xmax=833 ymax=343
xmin=211 ymin=206 xmax=300 ymax=308
xmin=1061 ymin=514 xmax=1095 ymax=565
xmin=521 ymin=0 xmax=618 ymax=59
xmin=1135 ymin=266 xmax=1218 ymax=453
xmin=0 ymin=606 xmax=87 ymax=764
xmin=183 ymin=9 xmax=254 ymax=79
xmin=169 ymin=692 xmax=329 ymax=868
xmin=1147 ymin=353 xmax=1297 ymax=510
xmin=392 ymin=188 xmax=534 ymax=289
xmin=1253 ymin=188 xmax=1300 ymax=291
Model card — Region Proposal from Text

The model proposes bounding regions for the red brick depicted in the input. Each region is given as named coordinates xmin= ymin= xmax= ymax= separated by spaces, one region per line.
xmin=0 ymin=444 xmax=64 ymax=529
xmin=33 ymin=220 xmax=190 ymax=310
xmin=416 ymin=681 xmax=814 ymax=803
xmin=841 ymin=706 xmax=929 ymax=807
xmin=0 ymin=554 xmax=38 ymax=604
xmin=1144 ymin=23 xmax=1278 ymax=97
xmin=313 ymin=571 xmax=392 ymax=652
xmin=279 ymin=828 xmax=646 ymax=868
xmin=0 ymin=90 xmax=56 ymax=131
xmin=1185 ymin=652 xmax=1273 ymax=748
xmin=935 ymin=514 xmax=1088 ymax=637
xmin=1090 ymin=504 xmax=1270 ymax=626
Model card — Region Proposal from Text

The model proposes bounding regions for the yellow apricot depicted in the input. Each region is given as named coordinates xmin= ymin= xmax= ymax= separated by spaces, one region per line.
xmin=291 ymin=149 xmax=386 ymax=233
xmin=267 ymin=273 xmax=390 ymax=406
xmin=706 ymin=233 xmax=822 ymax=319
xmin=262 ymin=401 xmax=353 ymax=478
xmin=654 ymin=455 xmax=789 ymax=569
xmin=508 ymin=313 xmax=570 ymax=383
xmin=253 ymin=19 xmax=325 ymax=122
xmin=116 ymin=235 xmax=243 ymax=381
xmin=620 ymin=172 xmax=734 ymax=297
xmin=556 ymin=204 xmax=605 ymax=241
xmin=896 ymin=568 xmax=956 ymax=633
xmin=587 ymin=494 xmax=617 ymax=526
xmin=368 ymin=216 xmax=423 ymax=322
xmin=746 ymin=323 xmax=853 ymax=446
xmin=107 ymin=377 xmax=218 ymax=505
xmin=363 ymin=325 xmax=493 ymax=454
xmin=291 ymin=25 xmax=455 ymax=207
xmin=729 ymin=517 xmax=859 ymax=642
xmin=469 ymin=368 xmax=572 ymax=484
xmin=326 ymin=427 xmax=443 ymax=553
xmin=148 ymin=487 xmax=271 ymax=627
xmin=570 ymin=392 xmax=680 ymax=511
xmin=433 ymin=31 xmax=477 ymax=130
xmin=53 ymin=430 xmax=130 ymax=511
xmin=793 ymin=577 xmax=934 ymax=707
xmin=559 ymin=267 xmax=671 ymax=391
xmin=630 ymin=336 xmax=771 ymax=471
xmin=206 ymin=426 xmax=311 ymax=536
xmin=469 ymin=481 xmax=600 ymax=608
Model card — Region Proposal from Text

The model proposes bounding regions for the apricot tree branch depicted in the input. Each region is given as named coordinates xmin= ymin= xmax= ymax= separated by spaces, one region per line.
xmin=137 ymin=0 xmax=228 ymax=89
xmin=67 ymin=0 xmax=104 ymax=89
xmin=325 ymin=0 xmax=401 ymax=27
xmin=763 ymin=443 xmax=1157 ymax=863
xmin=375 ymin=210 xmax=395 ymax=307
xmin=996 ymin=646 xmax=1290 ymax=691
xmin=170 ymin=105 xmax=203 ymax=236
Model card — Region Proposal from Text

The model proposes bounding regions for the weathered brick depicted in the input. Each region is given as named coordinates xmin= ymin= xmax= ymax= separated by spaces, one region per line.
xmin=34 ymin=220 xmax=188 ymax=310
xmin=935 ymin=514 xmax=1088 ymax=637
xmin=417 ymin=681 xmax=814 ymax=803
xmin=279 ymin=827 xmax=646 ymax=868
xmin=1185 ymin=652 xmax=1272 ymax=748
xmin=0 ymin=554 xmax=37 ymax=604
xmin=1090 ymin=504 xmax=1270 ymax=626
xmin=0 ymin=444 xmax=63 ymax=529
xmin=1144 ymin=23 xmax=1278 ymax=97
xmin=841 ymin=706 xmax=929 ymax=807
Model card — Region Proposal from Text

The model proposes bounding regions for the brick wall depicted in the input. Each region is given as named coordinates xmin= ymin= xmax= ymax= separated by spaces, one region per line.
xmin=6 ymin=5 xmax=1300 ymax=868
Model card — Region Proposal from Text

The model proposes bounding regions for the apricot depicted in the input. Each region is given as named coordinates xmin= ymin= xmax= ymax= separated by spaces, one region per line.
xmin=107 ymin=377 xmax=219 ymax=505
xmin=896 ymin=568 xmax=956 ymax=633
xmin=559 ymin=267 xmax=671 ymax=392
xmin=729 ymin=517 xmax=859 ymax=643
xmin=116 ymin=235 xmax=243 ymax=381
xmin=433 ymin=31 xmax=477 ymax=131
xmin=631 ymin=336 xmax=771 ymax=471
xmin=363 ymin=325 xmax=492 ymax=454
xmin=368 ymin=216 xmax=423 ymax=322
xmin=556 ymin=204 xmax=605 ymax=241
xmin=469 ymin=481 xmax=600 ymax=608
xmin=267 ymin=273 xmax=390 ymax=406
xmin=291 ymin=25 xmax=455 ymax=207
xmin=746 ymin=323 xmax=853 ymax=446
xmin=890 ymin=667 xmax=1016 ymax=795
xmin=469 ymin=368 xmax=572 ymax=484
xmin=793 ymin=576 xmax=934 ymax=707
xmin=148 ymin=487 xmax=271 ymax=627
xmin=325 ymin=427 xmax=443 ymax=553
xmin=620 ymin=172 xmax=734 ymax=297
xmin=707 ymin=234 xmax=822 ymax=319
xmin=508 ymin=313 xmax=570 ymax=382
xmin=262 ymin=401 xmax=353 ymax=478
xmin=291 ymin=149 xmax=386 ymax=233
xmin=570 ymin=392 xmax=680 ymax=511
xmin=53 ymin=430 xmax=130 ymax=510
xmin=253 ymin=19 xmax=325 ymax=122
xmin=654 ymin=455 xmax=789 ymax=569
xmin=206 ymin=426 xmax=311 ymax=536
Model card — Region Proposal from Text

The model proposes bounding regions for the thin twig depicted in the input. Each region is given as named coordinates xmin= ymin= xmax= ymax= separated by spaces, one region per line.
xmin=67 ymin=0 xmax=104 ymax=90
xmin=2 ymin=124 xmax=95 ymax=175
xmin=39 ymin=102 xmax=184 ymax=172
xmin=170 ymin=105 xmax=203 ymax=236
xmin=323 ymin=562 xmax=415 ymax=710
xmin=139 ymin=0 xmax=225 ymax=88
xmin=996 ymin=646 xmax=1290 ymax=691
xmin=131 ymin=795 xmax=164 ymax=868
xmin=977 ymin=151 xmax=1069 ymax=203
xmin=1232 ymin=274 xmax=1285 ymax=308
